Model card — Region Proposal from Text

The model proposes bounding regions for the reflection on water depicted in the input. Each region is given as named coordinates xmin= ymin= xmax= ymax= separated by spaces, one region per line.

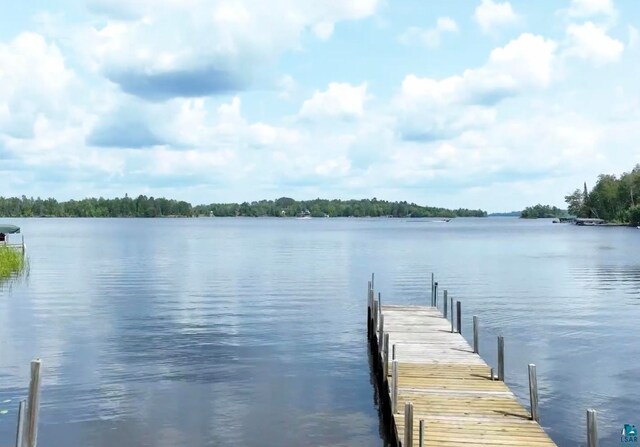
xmin=0 ymin=217 xmax=639 ymax=446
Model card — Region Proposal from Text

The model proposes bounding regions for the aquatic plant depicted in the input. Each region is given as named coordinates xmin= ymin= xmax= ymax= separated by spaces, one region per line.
xmin=0 ymin=246 xmax=24 ymax=280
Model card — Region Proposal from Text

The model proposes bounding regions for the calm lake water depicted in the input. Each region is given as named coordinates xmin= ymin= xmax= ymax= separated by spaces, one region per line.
xmin=1 ymin=217 xmax=639 ymax=446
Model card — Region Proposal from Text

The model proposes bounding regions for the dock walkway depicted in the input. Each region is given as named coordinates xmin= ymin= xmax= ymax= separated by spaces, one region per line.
xmin=368 ymin=284 xmax=559 ymax=447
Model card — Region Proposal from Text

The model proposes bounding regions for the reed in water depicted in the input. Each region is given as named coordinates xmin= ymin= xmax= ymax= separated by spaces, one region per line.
xmin=0 ymin=246 xmax=24 ymax=280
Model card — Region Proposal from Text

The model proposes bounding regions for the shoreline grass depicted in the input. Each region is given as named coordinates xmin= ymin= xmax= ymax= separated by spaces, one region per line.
xmin=0 ymin=246 xmax=25 ymax=279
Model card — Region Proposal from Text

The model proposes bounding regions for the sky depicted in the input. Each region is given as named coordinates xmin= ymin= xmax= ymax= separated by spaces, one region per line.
xmin=0 ymin=0 xmax=639 ymax=212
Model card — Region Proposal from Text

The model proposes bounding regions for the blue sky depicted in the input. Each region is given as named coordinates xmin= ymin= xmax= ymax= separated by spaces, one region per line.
xmin=1 ymin=0 xmax=638 ymax=211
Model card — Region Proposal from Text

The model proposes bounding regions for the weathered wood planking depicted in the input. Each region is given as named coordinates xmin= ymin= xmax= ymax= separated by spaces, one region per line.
xmin=378 ymin=305 xmax=557 ymax=447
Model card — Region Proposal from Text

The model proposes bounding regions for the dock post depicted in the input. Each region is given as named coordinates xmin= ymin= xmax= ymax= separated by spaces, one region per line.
xmin=367 ymin=282 xmax=370 ymax=335
xmin=587 ymin=409 xmax=598 ymax=447
xmin=431 ymin=273 xmax=434 ymax=305
xmin=392 ymin=344 xmax=396 ymax=361
xmin=25 ymin=359 xmax=42 ymax=447
xmin=367 ymin=281 xmax=372 ymax=337
xmin=379 ymin=314 xmax=384 ymax=354
xmin=450 ymin=297 xmax=454 ymax=333
xmin=433 ymin=282 xmax=438 ymax=307
xmin=404 ymin=402 xmax=414 ymax=447
xmin=418 ymin=419 xmax=425 ymax=447
xmin=498 ymin=336 xmax=504 ymax=381
xmin=15 ymin=400 xmax=26 ymax=447
xmin=443 ymin=290 xmax=448 ymax=317
xmin=378 ymin=293 xmax=382 ymax=341
xmin=528 ymin=364 xmax=539 ymax=422
xmin=456 ymin=301 xmax=461 ymax=334
xmin=473 ymin=316 xmax=479 ymax=354
xmin=391 ymin=360 xmax=398 ymax=414
xmin=383 ymin=333 xmax=390 ymax=379
xmin=372 ymin=299 xmax=378 ymax=343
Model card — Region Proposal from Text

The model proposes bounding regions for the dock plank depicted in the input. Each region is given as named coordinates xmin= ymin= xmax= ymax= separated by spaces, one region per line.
xmin=376 ymin=304 xmax=557 ymax=447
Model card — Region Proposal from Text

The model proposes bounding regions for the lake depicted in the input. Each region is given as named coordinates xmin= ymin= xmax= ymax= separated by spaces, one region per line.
xmin=1 ymin=217 xmax=638 ymax=446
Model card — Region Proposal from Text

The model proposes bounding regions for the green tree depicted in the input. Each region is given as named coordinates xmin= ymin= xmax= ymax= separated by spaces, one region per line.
xmin=628 ymin=205 xmax=640 ymax=226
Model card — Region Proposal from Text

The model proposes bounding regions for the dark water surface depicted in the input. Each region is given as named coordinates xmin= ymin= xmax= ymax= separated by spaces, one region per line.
xmin=1 ymin=217 xmax=639 ymax=446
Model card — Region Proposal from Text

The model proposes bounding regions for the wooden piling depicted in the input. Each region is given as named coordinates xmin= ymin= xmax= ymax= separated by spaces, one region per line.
xmin=498 ymin=336 xmax=505 ymax=381
xmin=450 ymin=297 xmax=454 ymax=333
xmin=529 ymin=364 xmax=539 ymax=422
xmin=456 ymin=301 xmax=461 ymax=334
xmin=25 ymin=359 xmax=42 ymax=447
xmin=433 ymin=282 xmax=438 ymax=308
xmin=391 ymin=359 xmax=398 ymax=414
xmin=404 ymin=402 xmax=413 ymax=447
xmin=418 ymin=419 xmax=425 ymax=447
xmin=15 ymin=400 xmax=26 ymax=447
xmin=587 ymin=409 xmax=598 ymax=447
xmin=378 ymin=292 xmax=382 ymax=341
xmin=378 ymin=314 xmax=384 ymax=355
xmin=473 ymin=315 xmax=479 ymax=354
xmin=443 ymin=290 xmax=448 ymax=317
xmin=372 ymin=299 xmax=378 ymax=342
xmin=430 ymin=273 xmax=434 ymax=305
xmin=383 ymin=333 xmax=390 ymax=379
xmin=367 ymin=281 xmax=372 ymax=337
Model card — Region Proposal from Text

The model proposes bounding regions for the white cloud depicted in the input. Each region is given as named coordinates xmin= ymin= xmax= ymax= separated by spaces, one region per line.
xmin=399 ymin=17 xmax=458 ymax=48
xmin=567 ymin=0 xmax=616 ymax=18
xmin=76 ymin=0 xmax=381 ymax=100
xmin=277 ymin=74 xmax=297 ymax=99
xmin=565 ymin=22 xmax=624 ymax=65
xmin=474 ymin=0 xmax=519 ymax=34
xmin=315 ymin=156 xmax=351 ymax=177
xmin=382 ymin=111 xmax=605 ymax=199
xmin=395 ymin=33 xmax=557 ymax=145
xmin=149 ymin=148 xmax=234 ymax=175
xmin=398 ymin=33 xmax=556 ymax=108
xmin=300 ymin=83 xmax=369 ymax=120
xmin=313 ymin=22 xmax=335 ymax=40
xmin=0 ymin=32 xmax=76 ymax=136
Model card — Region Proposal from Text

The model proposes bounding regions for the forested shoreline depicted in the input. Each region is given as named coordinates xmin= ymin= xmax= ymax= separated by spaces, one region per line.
xmin=520 ymin=204 xmax=567 ymax=219
xmin=0 ymin=196 xmax=487 ymax=218
xmin=565 ymin=164 xmax=640 ymax=225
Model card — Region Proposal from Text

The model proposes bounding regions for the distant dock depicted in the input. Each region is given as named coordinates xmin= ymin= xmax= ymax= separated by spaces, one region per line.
xmin=367 ymin=274 xmax=598 ymax=447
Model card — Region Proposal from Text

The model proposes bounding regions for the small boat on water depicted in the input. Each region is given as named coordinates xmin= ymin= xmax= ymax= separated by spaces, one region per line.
xmin=0 ymin=224 xmax=25 ymax=251
xmin=297 ymin=209 xmax=312 ymax=219
xmin=575 ymin=218 xmax=605 ymax=226
xmin=553 ymin=217 xmax=577 ymax=224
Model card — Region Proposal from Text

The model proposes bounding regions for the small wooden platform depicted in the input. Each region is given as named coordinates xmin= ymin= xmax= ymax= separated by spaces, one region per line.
xmin=372 ymin=304 xmax=558 ymax=447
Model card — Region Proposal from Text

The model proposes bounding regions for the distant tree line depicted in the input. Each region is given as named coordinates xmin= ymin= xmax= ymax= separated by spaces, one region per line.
xmin=564 ymin=164 xmax=640 ymax=225
xmin=0 ymin=195 xmax=487 ymax=218
xmin=0 ymin=195 xmax=191 ymax=217
xmin=520 ymin=204 xmax=567 ymax=219
xmin=194 ymin=198 xmax=487 ymax=218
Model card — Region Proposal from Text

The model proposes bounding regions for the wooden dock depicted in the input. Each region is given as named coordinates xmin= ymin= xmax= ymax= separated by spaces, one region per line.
xmin=367 ymin=278 xmax=562 ymax=447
